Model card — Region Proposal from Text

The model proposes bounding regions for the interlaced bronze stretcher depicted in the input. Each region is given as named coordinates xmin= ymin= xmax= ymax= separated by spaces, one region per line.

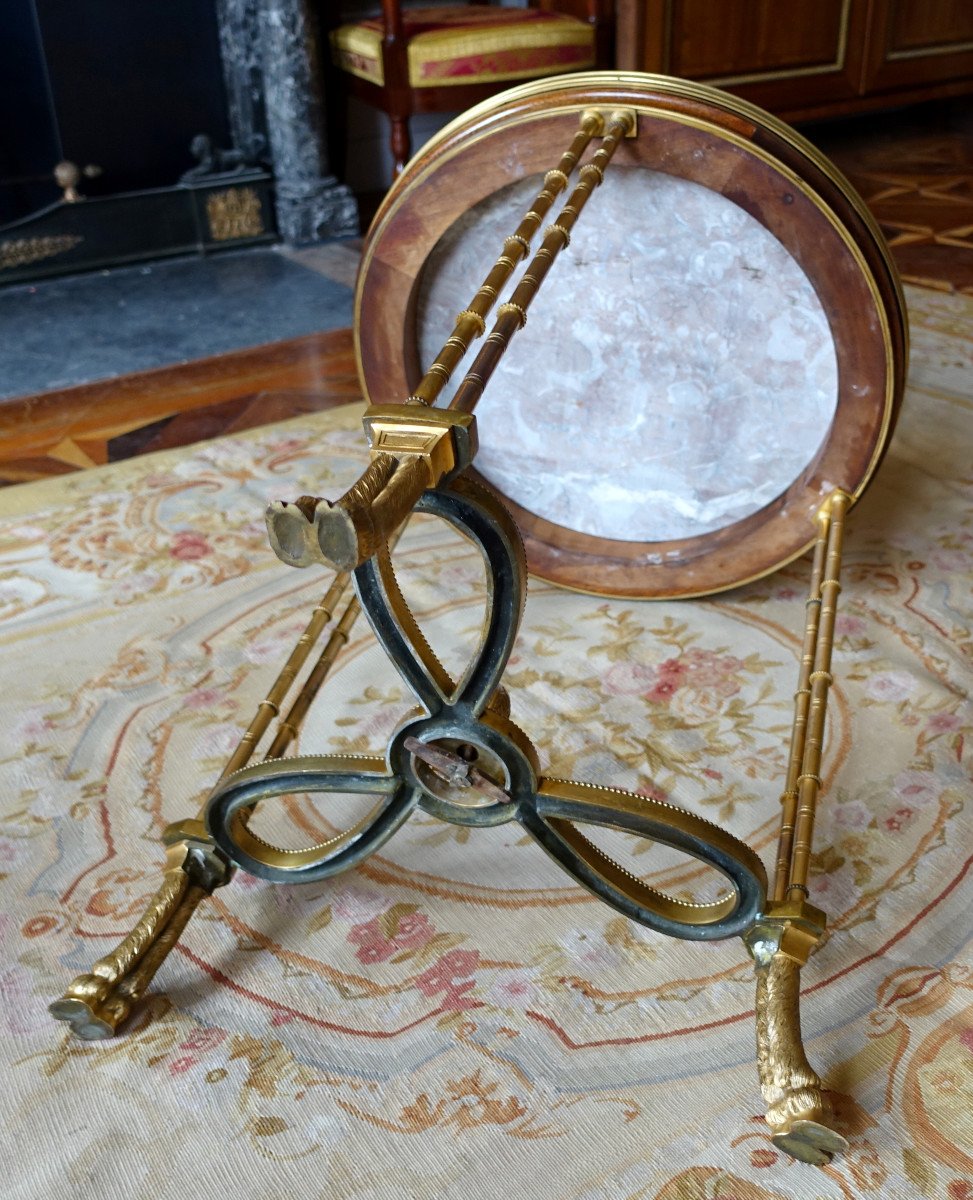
xmin=52 ymin=108 xmax=852 ymax=1166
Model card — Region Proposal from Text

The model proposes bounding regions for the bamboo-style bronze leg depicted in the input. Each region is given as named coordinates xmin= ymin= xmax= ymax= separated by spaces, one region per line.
xmin=51 ymin=573 xmax=358 ymax=1039
xmin=746 ymin=489 xmax=852 ymax=1162
xmin=49 ymin=821 xmax=229 ymax=1038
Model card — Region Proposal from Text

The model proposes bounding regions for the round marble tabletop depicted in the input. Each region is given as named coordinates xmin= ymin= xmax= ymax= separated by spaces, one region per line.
xmin=418 ymin=168 xmax=839 ymax=544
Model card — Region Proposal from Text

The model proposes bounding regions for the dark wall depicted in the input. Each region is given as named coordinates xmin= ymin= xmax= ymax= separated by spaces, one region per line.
xmin=1 ymin=0 xmax=231 ymax=223
xmin=0 ymin=0 xmax=62 ymax=221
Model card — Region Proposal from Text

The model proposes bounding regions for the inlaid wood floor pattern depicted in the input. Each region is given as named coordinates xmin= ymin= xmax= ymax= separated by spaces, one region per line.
xmin=1 ymin=99 xmax=970 ymax=486
xmin=0 ymin=328 xmax=360 ymax=486
xmin=815 ymin=98 xmax=973 ymax=297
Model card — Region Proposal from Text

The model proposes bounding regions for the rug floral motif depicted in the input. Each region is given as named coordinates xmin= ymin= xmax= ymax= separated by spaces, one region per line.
xmin=1 ymin=286 xmax=972 ymax=1199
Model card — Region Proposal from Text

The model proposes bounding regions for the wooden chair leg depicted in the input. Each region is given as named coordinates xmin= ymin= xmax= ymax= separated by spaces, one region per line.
xmin=390 ymin=114 xmax=412 ymax=177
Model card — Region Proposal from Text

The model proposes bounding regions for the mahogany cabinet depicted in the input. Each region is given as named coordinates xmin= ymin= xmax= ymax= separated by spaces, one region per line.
xmin=615 ymin=0 xmax=973 ymax=121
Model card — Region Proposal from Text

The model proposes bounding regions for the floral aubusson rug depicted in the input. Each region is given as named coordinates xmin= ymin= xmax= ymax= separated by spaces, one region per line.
xmin=1 ymin=286 xmax=972 ymax=1200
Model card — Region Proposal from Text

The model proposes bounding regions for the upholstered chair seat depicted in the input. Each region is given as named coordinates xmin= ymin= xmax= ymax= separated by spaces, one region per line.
xmin=325 ymin=2 xmax=612 ymax=178
xmin=331 ymin=6 xmax=596 ymax=89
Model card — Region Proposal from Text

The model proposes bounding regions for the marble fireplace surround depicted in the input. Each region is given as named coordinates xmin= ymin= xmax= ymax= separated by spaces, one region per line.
xmin=418 ymin=168 xmax=840 ymax=544
xmin=215 ymin=0 xmax=358 ymax=242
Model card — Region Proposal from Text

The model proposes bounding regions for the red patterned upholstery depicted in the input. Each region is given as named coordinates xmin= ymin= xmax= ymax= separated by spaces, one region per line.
xmin=331 ymin=6 xmax=595 ymax=89
xmin=327 ymin=2 xmax=610 ymax=177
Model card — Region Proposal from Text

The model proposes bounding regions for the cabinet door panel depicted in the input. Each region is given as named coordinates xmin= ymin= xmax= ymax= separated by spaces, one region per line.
xmin=632 ymin=0 xmax=870 ymax=118
xmin=865 ymin=0 xmax=973 ymax=93
xmin=889 ymin=0 xmax=973 ymax=52
xmin=672 ymin=0 xmax=848 ymax=79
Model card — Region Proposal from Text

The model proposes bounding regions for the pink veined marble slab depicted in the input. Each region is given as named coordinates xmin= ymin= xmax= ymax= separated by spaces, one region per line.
xmin=417 ymin=167 xmax=839 ymax=543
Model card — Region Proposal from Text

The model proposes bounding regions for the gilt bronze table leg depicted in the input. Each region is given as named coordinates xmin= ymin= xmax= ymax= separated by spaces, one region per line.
xmin=49 ymin=820 xmax=229 ymax=1038
xmin=747 ymin=489 xmax=852 ymax=1162
xmin=50 ymin=573 xmax=358 ymax=1039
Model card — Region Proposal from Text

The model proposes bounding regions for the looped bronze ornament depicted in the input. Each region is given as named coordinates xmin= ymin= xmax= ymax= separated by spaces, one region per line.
xmin=206 ymin=477 xmax=767 ymax=939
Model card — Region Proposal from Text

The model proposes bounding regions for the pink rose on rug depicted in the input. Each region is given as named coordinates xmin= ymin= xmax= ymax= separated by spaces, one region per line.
xmin=348 ymin=917 xmax=399 ymax=964
xmin=833 ymin=800 xmax=871 ymax=830
xmin=441 ymin=562 xmax=482 ymax=591
xmin=643 ymin=658 xmax=686 ymax=704
xmin=487 ymin=970 xmax=537 ymax=1010
xmin=834 ymin=614 xmax=867 ymax=638
xmin=415 ymin=948 xmax=481 ymax=1010
xmin=927 ymin=711 xmax=962 ymax=734
xmin=885 ymin=806 xmax=914 ymax=832
xmin=14 ymin=707 xmax=55 ymax=743
xmin=678 ymin=647 xmax=745 ymax=695
xmin=931 ymin=545 xmax=973 ymax=572
xmin=183 ymin=687 xmax=227 ymax=710
xmin=332 ymin=885 xmax=390 ymax=924
xmin=243 ymin=624 xmax=307 ymax=665
xmin=391 ymin=910 xmax=435 ymax=948
xmin=559 ymin=927 xmax=620 ymax=969
xmin=0 ymin=837 xmax=30 ymax=870
xmin=178 ymin=1026 xmax=227 ymax=1055
xmin=114 ymin=570 xmax=162 ymax=603
xmin=199 ymin=722 xmax=245 ymax=758
xmin=348 ymin=908 xmax=435 ymax=965
xmin=352 ymin=705 xmax=410 ymax=744
xmin=865 ymin=670 xmax=916 ymax=702
xmin=234 ymin=871 xmax=266 ymax=890
xmin=264 ymin=436 xmax=306 ymax=456
xmin=144 ymin=471 xmax=179 ymax=489
xmin=1 ymin=962 xmax=50 ymax=1036
xmin=643 ymin=648 xmax=744 ymax=705
xmin=892 ymin=769 xmax=941 ymax=805
xmin=170 ymin=531 xmax=211 ymax=561
xmin=603 ymin=661 xmax=658 ymax=696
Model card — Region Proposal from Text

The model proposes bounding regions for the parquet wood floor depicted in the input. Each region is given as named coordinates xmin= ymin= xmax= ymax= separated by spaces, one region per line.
xmin=1 ymin=99 xmax=970 ymax=487
xmin=815 ymin=97 xmax=973 ymax=297
xmin=0 ymin=329 xmax=360 ymax=486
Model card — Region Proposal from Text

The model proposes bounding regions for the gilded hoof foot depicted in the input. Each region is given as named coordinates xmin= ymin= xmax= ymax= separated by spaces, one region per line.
xmin=48 ymin=997 xmax=119 ymax=1039
xmin=772 ymin=1119 xmax=849 ymax=1165
xmin=49 ymin=974 xmax=130 ymax=1039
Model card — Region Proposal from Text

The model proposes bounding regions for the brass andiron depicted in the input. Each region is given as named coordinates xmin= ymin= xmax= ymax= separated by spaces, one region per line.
xmin=53 ymin=106 xmax=851 ymax=1163
xmin=53 ymin=160 xmax=102 ymax=203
